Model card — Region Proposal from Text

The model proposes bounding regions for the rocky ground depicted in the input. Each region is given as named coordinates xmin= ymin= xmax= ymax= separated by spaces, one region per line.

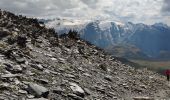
xmin=0 ymin=9 xmax=170 ymax=100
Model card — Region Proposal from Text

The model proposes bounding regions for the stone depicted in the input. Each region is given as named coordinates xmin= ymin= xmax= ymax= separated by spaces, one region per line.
xmin=65 ymin=74 xmax=75 ymax=78
xmin=104 ymin=75 xmax=113 ymax=82
xmin=26 ymin=70 xmax=35 ymax=76
xmin=133 ymin=97 xmax=154 ymax=100
xmin=17 ymin=35 xmax=27 ymax=47
xmin=27 ymin=95 xmax=35 ymax=99
xmin=99 ymin=64 xmax=108 ymax=71
xmin=95 ymin=86 xmax=105 ymax=93
xmin=4 ymin=63 xmax=23 ymax=73
xmin=34 ymin=79 xmax=49 ymax=84
xmin=28 ymin=83 xmax=49 ymax=98
xmin=52 ymin=86 xmax=63 ymax=94
xmin=69 ymin=82 xmax=85 ymax=97
xmin=48 ymin=70 xmax=59 ymax=75
xmin=58 ymin=58 xmax=66 ymax=63
xmin=18 ymin=90 xmax=28 ymax=94
xmin=84 ymin=88 xmax=91 ymax=95
xmin=1 ymin=74 xmax=21 ymax=78
xmin=73 ymin=49 xmax=79 ymax=54
xmin=83 ymin=73 xmax=91 ymax=77
xmin=68 ymin=93 xmax=83 ymax=100
xmin=14 ymin=79 xmax=21 ymax=85
xmin=27 ymin=98 xmax=48 ymax=100
xmin=15 ymin=58 xmax=26 ymax=64
xmin=0 ymin=83 xmax=10 ymax=90
xmin=13 ymin=65 xmax=23 ymax=73
xmin=30 ymin=64 xmax=44 ymax=71
xmin=45 ymin=53 xmax=53 ymax=57
xmin=0 ymin=95 xmax=8 ymax=100
xmin=51 ymin=57 xmax=57 ymax=61
xmin=0 ymin=28 xmax=10 ymax=38
xmin=140 ymin=85 xmax=147 ymax=89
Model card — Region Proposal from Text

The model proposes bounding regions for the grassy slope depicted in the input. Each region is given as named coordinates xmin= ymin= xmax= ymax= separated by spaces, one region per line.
xmin=130 ymin=59 xmax=170 ymax=75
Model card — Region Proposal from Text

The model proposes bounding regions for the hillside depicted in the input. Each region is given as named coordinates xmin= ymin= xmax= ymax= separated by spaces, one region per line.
xmin=0 ymin=10 xmax=170 ymax=100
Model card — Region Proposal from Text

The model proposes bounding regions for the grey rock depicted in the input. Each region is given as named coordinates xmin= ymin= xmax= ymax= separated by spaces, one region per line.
xmin=104 ymin=75 xmax=113 ymax=82
xmin=65 ymin=74 xmax=76 ymax=78
xmin=68 ymin=93 xmax=83 ymax=100
xmin=27 ymin=95 xmax=35 ymax=99
xmin=48 ymin=70 xmax=59 ymax=75
xmin=13 ymin=65 xmax=23 ymax=72
xmin=84 ymin=88 xmax=91 ymax=95
xmin=27 ymin=98 xmax=48 ymax=100
xmin=26 ymin=70 xmax=35 ymax=76
xmin=14 ymin=79 xmax=21 ymax=85
xmin=0 ymin=83 xmax=10 ymax=90
xmin=18 ymin=90 xmax=28 ymax=94
xmin=34 ymin=79 xmax=49 ymax=84
xmin=0 ymin=28 xmax=10 ymax=38
xmin=30 ymin=64 xmax=44 ymax=71
xmin=58 ymin=58 xmax=66 ymax=63
xmin=69 ymin=82 xmax=85 ymax=97
xmin=95 ymin=86 xmax=105 ymax=93
xmin=50 ymin=57 xmax=57 ymax=61
xmin=83 ymin=73 xmax=91 ymax=77
xmin=99 ymin=64 xmax=108 ymax=71
xmin=133 ymin=97 xmax=154 ymax=100
xmin=15 ymin=58 xmax=26 ymax=64
xmin=28 ymin=83 xmax=49 ymax=98
xmin=0 ymin=95 xmax=8 ymax=100
xmin=52 ymin=86 xmax=63 ymax=94
xmin=140 ymin=85 xmax=147 ymax=89
xmin=5 ymin=63 xmax=23 ymax=73
xmin=1 ymin=74 xmax=21 ymax=78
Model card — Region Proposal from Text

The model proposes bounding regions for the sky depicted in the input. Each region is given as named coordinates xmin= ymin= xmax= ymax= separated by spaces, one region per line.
xmin=0 ymin=0 xmax=170 ymax=25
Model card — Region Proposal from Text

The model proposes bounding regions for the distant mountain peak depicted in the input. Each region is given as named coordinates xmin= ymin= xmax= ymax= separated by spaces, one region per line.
xmin=44 ymin=19 xmax=170 ymax=59
xmin=153 ymin=22 xmax=169 ymax=28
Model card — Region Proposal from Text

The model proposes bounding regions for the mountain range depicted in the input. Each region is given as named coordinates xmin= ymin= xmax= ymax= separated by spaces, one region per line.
xmin=44 ymin=19 xmax=170 ymax=59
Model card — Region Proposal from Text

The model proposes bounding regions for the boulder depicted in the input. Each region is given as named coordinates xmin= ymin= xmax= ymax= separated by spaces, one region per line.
xmin=69 ymin=82 xmax=85 ymax=97
xmin=28 ymin=83 xmax=49 ymax=98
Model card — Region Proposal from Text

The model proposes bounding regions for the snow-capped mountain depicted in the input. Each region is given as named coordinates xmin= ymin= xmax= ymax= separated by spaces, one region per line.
xmin=44 ymin=19 xmax=170 ymax=59
xmin=44 ymin=18 xmax=91 ymax=35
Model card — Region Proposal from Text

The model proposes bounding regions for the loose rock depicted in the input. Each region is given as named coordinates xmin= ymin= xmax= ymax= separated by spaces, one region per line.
xmin=28 ymin=83 xmax=49 ymax=98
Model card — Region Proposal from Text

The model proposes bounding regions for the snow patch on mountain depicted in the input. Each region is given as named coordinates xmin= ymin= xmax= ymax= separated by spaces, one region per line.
xmin=45 ymin=18 xmax=91 ymax=34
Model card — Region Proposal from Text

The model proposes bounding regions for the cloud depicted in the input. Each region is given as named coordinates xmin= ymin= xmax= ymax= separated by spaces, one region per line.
xmin=162 ymin=0 xmax=170 ymax=15
xmin=0 ymin=0 xmax=169 ymax=25
xmin=81 ymin=0 xmax=99 ymax=8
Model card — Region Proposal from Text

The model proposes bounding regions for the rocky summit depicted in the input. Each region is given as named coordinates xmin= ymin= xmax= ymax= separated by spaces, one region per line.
xmin=0 ymin=9 xmax=170 ymax=100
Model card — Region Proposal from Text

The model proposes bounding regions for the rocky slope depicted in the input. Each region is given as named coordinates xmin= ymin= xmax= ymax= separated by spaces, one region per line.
xmin=0 ymin=10 xmax=170 ymax=100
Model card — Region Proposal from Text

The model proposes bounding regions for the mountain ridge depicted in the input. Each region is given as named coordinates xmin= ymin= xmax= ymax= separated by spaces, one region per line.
xmin=45 ymin=19 xmax=170 ymax=59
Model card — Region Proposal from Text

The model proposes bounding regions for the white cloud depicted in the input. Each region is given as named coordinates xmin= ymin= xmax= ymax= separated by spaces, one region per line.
xmin=0 ymin=0 xmax=169 ymax=25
